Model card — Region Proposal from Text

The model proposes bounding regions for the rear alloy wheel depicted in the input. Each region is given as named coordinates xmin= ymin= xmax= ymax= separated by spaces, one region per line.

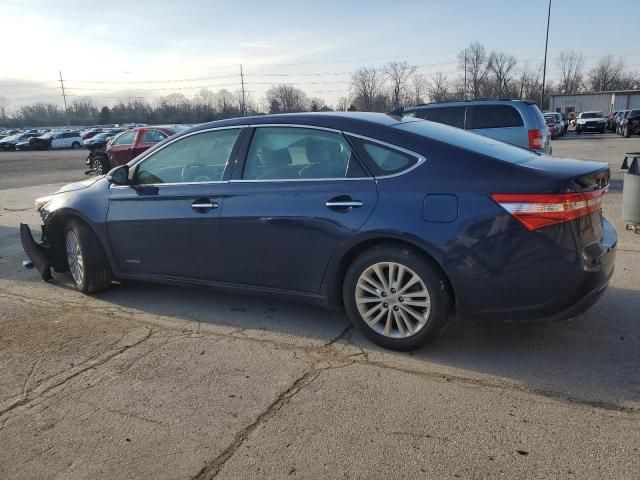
xmin=343 ymin=245 xmax=451 ymax=351
xmin=72 ymin=141 xmax=81 ymax=149
xmin=64 ymin=219 xmax=112 ymax=293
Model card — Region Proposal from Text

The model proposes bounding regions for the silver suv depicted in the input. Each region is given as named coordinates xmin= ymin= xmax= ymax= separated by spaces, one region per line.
xmin=401 ymin=99 xmax=552 ymax=154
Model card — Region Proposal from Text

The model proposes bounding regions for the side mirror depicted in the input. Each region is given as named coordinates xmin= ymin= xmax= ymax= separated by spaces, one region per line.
xmin=107 ymin=165 xmax=130 ymax=185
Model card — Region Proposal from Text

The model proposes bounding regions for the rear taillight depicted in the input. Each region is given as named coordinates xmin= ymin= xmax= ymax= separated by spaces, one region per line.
xmin=491 ymin=189 xmax=606 ymax=231
xmin=528 ymin=129 xmax=543 ymax=149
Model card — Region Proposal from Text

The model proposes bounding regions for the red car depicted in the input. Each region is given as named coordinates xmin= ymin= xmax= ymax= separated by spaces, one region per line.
xmin=107 ymin=126 xmax=179 ymax=167
xmin=544 ymin=114 xmax=559 ymax=140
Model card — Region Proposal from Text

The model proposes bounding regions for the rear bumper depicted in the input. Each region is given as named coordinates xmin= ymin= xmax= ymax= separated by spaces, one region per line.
xmin=455 ymin=217 xmax=617 ymax=323
xmin=20 ymin=223 xmax=52 ymax=281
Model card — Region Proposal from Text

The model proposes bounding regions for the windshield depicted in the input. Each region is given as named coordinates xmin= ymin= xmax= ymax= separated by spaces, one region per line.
xmin=580 ymin=112 xmax=603 ymax=119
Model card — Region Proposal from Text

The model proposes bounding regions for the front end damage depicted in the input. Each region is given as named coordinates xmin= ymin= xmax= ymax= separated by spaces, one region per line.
xmin=20 ymin=223 xmax=52 ymax=281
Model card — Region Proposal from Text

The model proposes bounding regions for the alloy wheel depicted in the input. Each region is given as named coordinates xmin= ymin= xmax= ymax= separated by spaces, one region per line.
xmin=355 ymin=262 xmax=431 ymax=339
xmin=66 ymin=229 xmax=84 ymax=285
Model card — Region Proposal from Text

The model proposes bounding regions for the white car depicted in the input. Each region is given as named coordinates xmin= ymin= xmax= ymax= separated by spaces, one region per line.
xmin=45 ymin=131 xmax=84 ymax=149
xmin=575 ymin=111 xmax=606 ymax=134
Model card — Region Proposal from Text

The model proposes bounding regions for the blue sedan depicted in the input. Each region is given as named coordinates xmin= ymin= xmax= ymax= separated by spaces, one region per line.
xmin=21 ymin=113 xmax=616 ymax=351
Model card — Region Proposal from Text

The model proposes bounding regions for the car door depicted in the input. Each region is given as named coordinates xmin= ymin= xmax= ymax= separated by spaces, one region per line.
xmin=218 ymin=125 xmax=378 ymax=293
xmin=468 ymin=104 xmax=526 ymax=148
xmin=108 ymin=130 xmax=137 ymax=166
xmin=50 ymin=133 xmax=63 ymax=149
xmin=106 ymin=127 xmax=244 ymax=281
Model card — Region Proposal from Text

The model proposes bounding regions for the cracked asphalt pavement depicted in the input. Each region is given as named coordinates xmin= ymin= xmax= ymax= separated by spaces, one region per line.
xmin=1 ymin=137 xmax=639 ymax=479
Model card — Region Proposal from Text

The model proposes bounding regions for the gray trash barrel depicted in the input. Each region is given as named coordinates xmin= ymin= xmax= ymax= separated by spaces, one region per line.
xmin=621 ymin=151 xmax=640 ymax=170
xmin=622 ymin=157 xmax=640 ymax=233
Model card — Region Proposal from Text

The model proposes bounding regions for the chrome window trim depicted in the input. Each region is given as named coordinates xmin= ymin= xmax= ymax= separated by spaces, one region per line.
xmin=112 ymin=123 xmax=426 ymax=187
xmin=229 ymin=177 xmax=372 ymax=184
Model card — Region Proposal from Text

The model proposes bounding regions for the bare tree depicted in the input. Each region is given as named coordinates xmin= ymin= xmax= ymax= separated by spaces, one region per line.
xmin=587 ymin=55 xmax=631 ymax=91
xmin=350 ymin=67 xmax=382 ymax=111
xmin=266 ymin=84 xmax=308 ymax=113
xmin=410 ymin=72 xmax=428 ymax=105
xmin=0 ymin=96 xmax=9 ymax=126
xmin=556 ymin=50 xmax=584 ymax=93
xmin=428 ymin=72 xmax=450 ymax=102
xmin=515 ymin=63 xmax=542 ymax=100
xmin=383 ymin=61 xmax=416 ymax=108
xmin=459 ymin=42 xmax=490 ymax=99
xmin=335 ymin=96 xmax=351 ymax=111
xmin=487 ymin=51 xmax=518 ymax=97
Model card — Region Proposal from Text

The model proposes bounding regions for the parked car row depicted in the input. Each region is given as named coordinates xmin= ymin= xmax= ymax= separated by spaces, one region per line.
xmin=608 ymin=109 xmax=640 ymax=137
xmin=543 ymin=112 xmax=568 ymax=139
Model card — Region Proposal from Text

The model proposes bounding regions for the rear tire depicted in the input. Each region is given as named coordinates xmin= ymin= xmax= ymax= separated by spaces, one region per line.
xmin=64 ymin=219 xmax=112 ymax=293
xmin=72 ymin=141 xmax=81 ymax=149
xmin=343 ymin=244 xmax=452 ymax=351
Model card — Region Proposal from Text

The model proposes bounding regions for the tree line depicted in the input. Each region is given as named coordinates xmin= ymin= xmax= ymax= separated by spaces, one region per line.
xmin=1 ymin=42 xmax=638 ymax=127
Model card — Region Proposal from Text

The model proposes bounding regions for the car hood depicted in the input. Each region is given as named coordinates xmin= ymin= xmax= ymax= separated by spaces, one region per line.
xmin=54 ymin=176 xmax=103 ymax=194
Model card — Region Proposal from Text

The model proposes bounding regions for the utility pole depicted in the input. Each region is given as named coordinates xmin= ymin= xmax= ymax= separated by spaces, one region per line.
xmin=541 ymin=0 xmax=551 ymax=109
xmin=239 ymin=64 xmax=247 ymax=116
xmin=58 ymin=70 xmax=69 ymax=125
xmin=464 ymin=49 xmax=467 ymax=100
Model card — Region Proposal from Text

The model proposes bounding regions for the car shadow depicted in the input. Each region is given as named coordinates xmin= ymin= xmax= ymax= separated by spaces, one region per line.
xmin=88 ymin=278 xmax=639 ymax=408
xmin=386 ymin=285 xmax=639 ymax=407
xmin=3 ymin=220 xmax=638 ymax=408
xmin=555 ymin=132 xmax=617 ymax=140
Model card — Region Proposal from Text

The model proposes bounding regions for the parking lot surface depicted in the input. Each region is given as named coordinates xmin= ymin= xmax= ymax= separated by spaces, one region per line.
xmin=1 ymin=134 xmax=639 ymax=479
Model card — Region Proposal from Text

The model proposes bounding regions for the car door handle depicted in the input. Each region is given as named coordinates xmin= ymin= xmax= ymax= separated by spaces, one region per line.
xmin=326 ymin=201 xmax=363 ymax=208
xmin=325 ymin=197 xmax=363 ymax=212
xmin=192 ymin=201 xmax=219 ymax=210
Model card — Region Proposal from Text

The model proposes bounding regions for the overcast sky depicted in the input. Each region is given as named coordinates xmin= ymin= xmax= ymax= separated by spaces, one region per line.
xmin=1 ymin=0 xmax=638 ymax=108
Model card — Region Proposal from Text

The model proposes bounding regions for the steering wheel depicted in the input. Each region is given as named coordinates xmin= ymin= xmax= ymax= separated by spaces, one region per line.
xmin=181 ymin=162 xmax=210 ymax=183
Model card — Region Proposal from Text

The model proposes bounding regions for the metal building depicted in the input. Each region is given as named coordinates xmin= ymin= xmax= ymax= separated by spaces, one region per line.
xmin=549 ymin=90 xmax=640 ymax=118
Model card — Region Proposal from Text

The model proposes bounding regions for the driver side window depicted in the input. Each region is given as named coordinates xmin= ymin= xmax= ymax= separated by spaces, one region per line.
xmin=134 ymin=129 xmax=241 ymax=185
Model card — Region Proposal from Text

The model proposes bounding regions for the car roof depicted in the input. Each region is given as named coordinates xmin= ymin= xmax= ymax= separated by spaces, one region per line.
xmin=405 ymin=99 xmax=536 ymax=109
xmin=185 ymin=112 xmax=413 ymax=136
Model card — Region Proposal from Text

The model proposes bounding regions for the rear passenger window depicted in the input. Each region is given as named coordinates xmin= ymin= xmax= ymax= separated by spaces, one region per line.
xmin=349 ymin=136 xmax=419 ymax=176
xmin=142 ymin=129 xmax=167 ymax=144
xmin=243 ymin=127 xmax=353 ymax=180
xmin=471 ymin=105 xmax=523 ymax=129
xmin=417 ymin=107 xmax=466 ymax=129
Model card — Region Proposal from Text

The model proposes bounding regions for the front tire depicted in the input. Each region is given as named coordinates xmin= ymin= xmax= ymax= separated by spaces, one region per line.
xmin=343 ymin=245 xmax=452 ymax=351
xmin=623 ymin=126 xmax=631 ymax=138
xmin=90 ymin=153 xmax=110 ymax=175
xmin=64 ymin=219 xmax=112 ymax=293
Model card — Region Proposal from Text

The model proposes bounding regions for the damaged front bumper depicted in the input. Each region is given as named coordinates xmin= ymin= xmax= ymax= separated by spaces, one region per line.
xmin=20 ymin=223 xmax=52 ymax=281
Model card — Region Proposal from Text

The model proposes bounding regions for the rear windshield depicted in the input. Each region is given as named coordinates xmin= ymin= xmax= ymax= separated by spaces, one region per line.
xmin=580 ymin=112 xmax=603 ymax=119
xmin=393 ymin=119 xmax=537 ymax=165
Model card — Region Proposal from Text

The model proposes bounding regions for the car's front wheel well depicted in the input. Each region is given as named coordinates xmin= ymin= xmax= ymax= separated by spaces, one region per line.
xmin=331 ymin=239 xmax=455 ymax=311
xmin=44 ymin=213 xmax=90 ymax=272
